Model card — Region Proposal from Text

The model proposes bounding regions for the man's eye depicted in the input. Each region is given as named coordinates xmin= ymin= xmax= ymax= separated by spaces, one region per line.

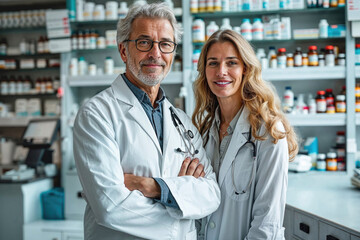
xmin=138 ymin=40 xmax=150 ymax=45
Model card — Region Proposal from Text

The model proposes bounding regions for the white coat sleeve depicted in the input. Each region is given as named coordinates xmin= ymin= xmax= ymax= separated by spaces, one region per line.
xmin=245 ymin=124 xmax=288 ymax=240
xmin=73 ymin=108 xmax=177 ymax=239
xmin=161 ymin=112 xmax=221 ymax=220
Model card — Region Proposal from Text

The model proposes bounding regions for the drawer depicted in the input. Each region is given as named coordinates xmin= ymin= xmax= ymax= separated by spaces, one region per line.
xmin=293 ymin=211 xmax=318 ymax=240
xmin=352 ymin=235 xmax=360 ymax=240
xmin=319 ymin=221 xmax=350 ymax=240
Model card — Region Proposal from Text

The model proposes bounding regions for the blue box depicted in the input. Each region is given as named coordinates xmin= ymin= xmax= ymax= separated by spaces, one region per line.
xmin=40 ymin=188 xmax=65 ymax=220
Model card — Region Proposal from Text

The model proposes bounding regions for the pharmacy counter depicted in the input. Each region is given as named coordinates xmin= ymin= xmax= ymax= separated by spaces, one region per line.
xmin=285 ymin=172 xmax=360 ymax=239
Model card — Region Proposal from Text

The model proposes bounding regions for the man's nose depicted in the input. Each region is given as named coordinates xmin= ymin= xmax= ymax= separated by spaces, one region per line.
xmin=147 ymin=42 xmax=162 ymax=58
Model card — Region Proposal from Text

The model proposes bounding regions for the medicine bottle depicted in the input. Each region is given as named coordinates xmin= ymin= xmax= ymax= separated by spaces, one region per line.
xmin=270 ymin=55 xmax=277 ymax=69
xmin=308 ymin=45 xmax=318 ymax=67
xmin=252 ymin=18 xmax=264 ymax=40
xmin=326 ymin=152 xmax=337 ymax=171
xmin=286 ymin=53 xmax=294 ymax=67
xmin=325 ymin=45 xmax=335 ymax=67
xmin=206 ymin=21 xmax=219 ymax=40
xmin=319 ymin=19 xmax=329 ymax=38
xmin=104 ymin=56 xmax=114 ymax=75
xmin=337 ymin=53 xmax=345 ymax=66
xmin=294 ymin=47 xmax=302 ymax=67
xmin=302 ymin=53 xmax=309 ymax=67
xmin=277 ymin=48 xmax=286 ymax=68
xmin=318 ymin=53 xmax=325 ymax=67
xmin=326 ymin=104 xmax=335 ymax=113
xmin=356 ymin=44 xmax=360 ymax=66
xmin=316 ymin=153 xmax=326 ymax=171
xmin=316 ymin=90 xmax=326 ymax=113
xmin=1 ymin=76 xmax=9 ymax=95
xmin=240 ymin=18 xmax=252 ymax=41
xmin=325 ymin=88 xmax=335 ymax=106
xmin=192 ymin=18 xmax=205 ymax=43
xmin=330 ymin=0 xmax=338 ymax=7
xmin=335 ymin=95 xmax=346 ymax=113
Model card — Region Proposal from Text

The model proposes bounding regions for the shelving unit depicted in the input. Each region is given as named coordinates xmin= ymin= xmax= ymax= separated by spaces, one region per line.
xmin=183 ymin=3 xmax=357 ymax=173
xmin=0 ymin=116 xmax=59 ymax=127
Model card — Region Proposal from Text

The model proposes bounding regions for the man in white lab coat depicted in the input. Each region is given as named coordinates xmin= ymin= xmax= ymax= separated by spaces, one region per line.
xmin=73 ymin=3 xmax=220 ymax=240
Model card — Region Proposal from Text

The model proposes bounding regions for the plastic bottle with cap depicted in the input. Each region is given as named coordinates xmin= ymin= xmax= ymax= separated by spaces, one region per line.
xmin=319 ymin=19 xmax=329 ymax=38
xmin=240 ymin=18 xmax=252 ymax=41
xmin=220 ymin=18 xmax=232 ymax=30
xmin=206 ymin=21 xmax=219 ymax=40
xmin=252 ymin=18 xmax=264 ymax=40
xmin=283 ymin=86 xmax=294 ymax=113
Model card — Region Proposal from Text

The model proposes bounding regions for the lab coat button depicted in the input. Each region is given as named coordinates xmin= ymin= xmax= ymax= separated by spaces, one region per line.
xmin=209 ymin=221 xmax=215 ymax=229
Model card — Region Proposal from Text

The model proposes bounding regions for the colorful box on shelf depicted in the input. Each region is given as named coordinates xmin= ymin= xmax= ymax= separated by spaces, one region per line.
xmin=293 ymin=28 xmax=318 ymax=39
xmin=328 ymin=24 xmax=346 ymax=37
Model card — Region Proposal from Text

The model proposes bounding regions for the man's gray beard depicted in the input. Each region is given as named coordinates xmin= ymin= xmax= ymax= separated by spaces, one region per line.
xmin=127 ymin=56 xmax=168 ymax=87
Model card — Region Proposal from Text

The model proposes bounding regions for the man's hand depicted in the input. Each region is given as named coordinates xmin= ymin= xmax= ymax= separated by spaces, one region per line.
xmin=124 ymin=174 xmax=161 ymax=198
xmin=178 ymin=157 xmax=205 ymax=178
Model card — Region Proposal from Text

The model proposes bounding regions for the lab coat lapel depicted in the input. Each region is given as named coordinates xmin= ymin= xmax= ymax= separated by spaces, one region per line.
xmin=111 ymin=75 xmax=162 ymax=154
xmin=162 ymin=101 xmax=180 ymax=169
xmin=218 ymin=108 xmax=250 ymax=187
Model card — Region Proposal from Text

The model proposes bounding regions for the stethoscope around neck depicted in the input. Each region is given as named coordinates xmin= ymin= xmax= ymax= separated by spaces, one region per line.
xmin=232 ymin=126 xmax=257 ymax=195
xmin=169 ymin=107 xmax=199 ymax=157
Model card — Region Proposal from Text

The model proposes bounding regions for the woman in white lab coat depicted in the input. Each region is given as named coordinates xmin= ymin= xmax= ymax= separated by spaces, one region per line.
xmin=192 ymin=29 xmax=299 ymax=239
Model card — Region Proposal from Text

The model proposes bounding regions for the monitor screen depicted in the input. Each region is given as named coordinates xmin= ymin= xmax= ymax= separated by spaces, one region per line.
xmin=23 ymin=119 xmax=59 ymax=146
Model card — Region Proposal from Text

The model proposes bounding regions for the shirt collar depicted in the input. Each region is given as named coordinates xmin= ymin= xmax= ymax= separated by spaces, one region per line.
xmin=122 ymin=73 xmax=166 ymax=108
xmin=215 ymin=105 xmax=243 ymax=135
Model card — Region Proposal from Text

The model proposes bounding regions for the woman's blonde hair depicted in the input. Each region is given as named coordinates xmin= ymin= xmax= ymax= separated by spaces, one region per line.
xmin=192 ymin=29 xmax=298 ymax=160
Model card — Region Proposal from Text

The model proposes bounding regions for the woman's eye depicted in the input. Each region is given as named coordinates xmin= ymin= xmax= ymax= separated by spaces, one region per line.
xmin=228 ymin=61 xmax=237 ymax=65
xmin=208 ymin=62 xmax=217 ymax=66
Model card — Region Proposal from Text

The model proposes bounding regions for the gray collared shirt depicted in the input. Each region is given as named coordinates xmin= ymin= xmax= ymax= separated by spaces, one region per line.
xmin=213 ymin=107 xmax=242 ymax=177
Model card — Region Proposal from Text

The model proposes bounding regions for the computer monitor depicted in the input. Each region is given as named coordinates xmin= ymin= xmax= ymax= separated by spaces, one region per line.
xmin=22 ymin=119 xmax=60 ymax=168
xmin=22 ymin=119 xmax=60 ymax=149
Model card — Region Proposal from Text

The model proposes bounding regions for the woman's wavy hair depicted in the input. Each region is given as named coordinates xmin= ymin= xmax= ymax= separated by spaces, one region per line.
xmin=192 ymin=29 xmax=298 ymax=160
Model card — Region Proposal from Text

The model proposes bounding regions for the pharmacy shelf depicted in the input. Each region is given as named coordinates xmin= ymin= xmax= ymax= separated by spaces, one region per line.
xmin=0 ymin=67 xmax=60 ymax=72
xmin=0 ymin=116 xmax=59 ymax=127
xmin=192 ymin=6 xmax=345 ymax=18
xmin=286 ymin=113 xmax=346 ymax=126
xmin=356 ymin=66 xmax=360 ymax=78
xmin=355 ymin=114 xmax=360 ymax=125
xmin=67 ymin=71 xmax=183 ymax=87
xmin=262 ymin=66 xmax=345 ymax=81
xmin=0 ymin=26 xmax=46 ymax=33
xmin=0 ymin=53 xmax=59 ymax=58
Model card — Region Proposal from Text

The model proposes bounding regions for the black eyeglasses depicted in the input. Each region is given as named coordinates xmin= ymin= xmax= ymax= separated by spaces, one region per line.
xmin=124 ymin=38 xmax=177 ymax=54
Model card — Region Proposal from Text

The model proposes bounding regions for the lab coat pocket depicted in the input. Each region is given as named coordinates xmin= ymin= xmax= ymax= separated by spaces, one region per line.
xmin=224 ymin=149 xmax=254 ymax=201
xmin=185 ymin=229 xmax=197 ymax=240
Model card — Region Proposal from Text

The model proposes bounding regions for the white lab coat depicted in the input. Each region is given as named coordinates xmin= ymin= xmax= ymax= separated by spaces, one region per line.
xmin=73 ymin=74 xmax=220 ymax=240
xmin=203 ymin=107 xmax=288 ymax=240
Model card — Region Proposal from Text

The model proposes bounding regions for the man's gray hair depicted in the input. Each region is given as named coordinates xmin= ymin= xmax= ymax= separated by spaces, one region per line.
xmin=116 ymin=2 xmax=182 ymax=47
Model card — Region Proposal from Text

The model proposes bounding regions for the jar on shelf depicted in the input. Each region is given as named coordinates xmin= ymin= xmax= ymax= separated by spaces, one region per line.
xmin=277 ymin=48 xmax=286 ymax=69
xmin=337 ymin=53 xmax=345 ymax=66
xmin=316 ymin=153 xmax=326 ymax=171
xmin=192 ymin=18 xmax=205 ymax=43
xmin=335 ymin=95 xmax=346 ymax=113
xmin=302 ymin=53 xmax=309 ymax=67
xmin=326 ymin=152 xmax=337 ymax=171
xmin=318 ymin=54 xmax=325 ymax=67
xmin=316 ymin=90 xmax=326 ymax=113
xmin=294 ymin=47 xmax=302 ymax=67
xmin=325 ymin=88 xmax=335 ymax=106
xmin=104 ymin=56 xmax=114 ymax=75
xmin=325 ymin=45 xmax=335 ymax=67
xmin=286 ymin=53 xmax=294 ymax=68
xmin=308 ymin=45 xmax=318 ymax=67
xmin=356 ymin=97 xmax=360 ymax=112
xmin=356 ymin=44 xmax=360 ymax=66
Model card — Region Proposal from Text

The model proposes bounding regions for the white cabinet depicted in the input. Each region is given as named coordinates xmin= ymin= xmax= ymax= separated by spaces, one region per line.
xmin=284 ymin=206 xmax=294 ymax=239
xmin=24 ymin=220 xmax=83 ymax=240
xmin=293 ymin=210 xmax=319 ymax=240
xmin=319 ymin=221 xmax=350 ymax=240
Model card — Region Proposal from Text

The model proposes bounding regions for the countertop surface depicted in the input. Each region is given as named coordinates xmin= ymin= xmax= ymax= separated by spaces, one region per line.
xmin=287 ymin=171 xmax=360 ymax=233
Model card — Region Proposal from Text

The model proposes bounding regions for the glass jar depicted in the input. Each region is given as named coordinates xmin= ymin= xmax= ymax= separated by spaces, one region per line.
xmin=325 ymin=45 xmax=335 ymax=67
xmin=337 ymin=53 xmax=345 ymax=66
xmin=277 ymin=48 xmax=286 ymax=69
xmin=316 ymin=90 xmax=326 ymax=113
xmin=302 ymin=53 xmax=309 ymax=67
xmin=335 ymin=95 xmax=346 ymax=113
xmin=308 ymin=45 xmax=318 ymax=67
xmin=294 ymin=47 xmax=302 ymax=67
xmin=316 ymin=153 xmax=326 ymax=171
xmin=286 ymin=53 xmax=294 ymax=67
xmin=326 ymin=152 xmax=337 ymax=171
